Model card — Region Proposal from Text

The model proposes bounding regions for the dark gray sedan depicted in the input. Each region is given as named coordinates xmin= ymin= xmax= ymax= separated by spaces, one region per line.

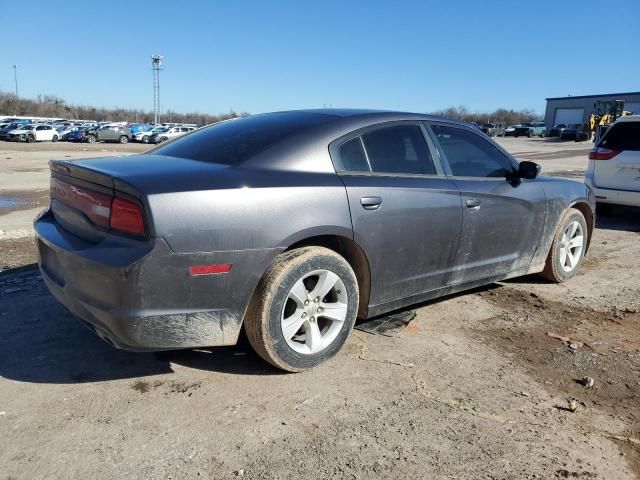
xmin=35 ymin=110 xmax=595 ymax=371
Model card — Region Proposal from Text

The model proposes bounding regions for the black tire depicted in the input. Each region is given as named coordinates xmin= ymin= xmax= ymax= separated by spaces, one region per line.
xmin=119 ymin=135 xmax=128 ymax=144
xmin=158 ymin=136 xmax=167 ymax=143
xmin=26 ymin=135 xmax=34 ymax=143
xmin=541 ymin=208 xmax=588 ymax=283
xmin=86 ymin=135 xmax=97 ymax=144
xmin=52 ymin=135 xmax=58 ymax=142
xmin=142 ymin=136 xmax=150 ymax=144
xmin=245 ymin=246 xmax=359 ymax=372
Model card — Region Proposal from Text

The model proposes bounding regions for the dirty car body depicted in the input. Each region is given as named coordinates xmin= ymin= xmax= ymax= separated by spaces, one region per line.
xmin=34 ymin=110 xmax=595 ymax=353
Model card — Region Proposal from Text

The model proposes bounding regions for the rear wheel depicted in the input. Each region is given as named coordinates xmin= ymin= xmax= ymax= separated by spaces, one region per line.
xmin=541 ymin=208 xmax=588 ymax=283
xmin=52 ymin=135 xmax=58 ymax=142
xmin=245 ymin=246 xmax=359 ymax=372
xmin=86 ymin=135 xmax=97 ymax=143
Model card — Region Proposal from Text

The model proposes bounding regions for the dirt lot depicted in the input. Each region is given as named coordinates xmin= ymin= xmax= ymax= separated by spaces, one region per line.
xmin=0 ymin=138 xmax=638 ymax=479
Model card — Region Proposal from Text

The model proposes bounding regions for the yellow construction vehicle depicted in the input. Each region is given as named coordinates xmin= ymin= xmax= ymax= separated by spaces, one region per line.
xmin=589 ymin=100 xmax=633 ymax=142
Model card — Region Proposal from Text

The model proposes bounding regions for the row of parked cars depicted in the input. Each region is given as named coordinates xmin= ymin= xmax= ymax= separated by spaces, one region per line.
xmin=0 ymin=118 xmax=199 ymax=144
xmin=480 ymin=121 xmax=592 ymax=141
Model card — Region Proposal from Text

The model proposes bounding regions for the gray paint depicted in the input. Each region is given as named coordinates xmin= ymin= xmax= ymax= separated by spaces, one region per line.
xmin=35 ymin=110 xmax=595 ymax=351
xmin=544 ymin=92 xmax=640 ymax=129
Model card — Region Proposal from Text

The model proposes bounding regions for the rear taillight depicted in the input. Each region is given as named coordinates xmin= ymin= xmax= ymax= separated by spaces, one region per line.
xmin=589 ymin=147 xmax=621 ymax=160
xmin=110 ymin=197 xmax=146 ymax=236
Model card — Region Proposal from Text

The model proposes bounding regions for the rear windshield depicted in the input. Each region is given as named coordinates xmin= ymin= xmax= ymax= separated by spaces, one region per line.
xmin=600 ymin=122 xmax=640 ymax=151
xmin=150 ymin=112 xmax=336 ymax=165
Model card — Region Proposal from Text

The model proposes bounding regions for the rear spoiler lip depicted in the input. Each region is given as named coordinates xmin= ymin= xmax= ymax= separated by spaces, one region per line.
xmin=49 ymin=159 xmax=142 ymax=199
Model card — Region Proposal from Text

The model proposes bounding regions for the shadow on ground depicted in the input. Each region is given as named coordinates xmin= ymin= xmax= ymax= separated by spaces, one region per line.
xmin=595 ymin=205 xmax=640 ymax=232
xmin=0 ymin=265 xmax=279 ymax=384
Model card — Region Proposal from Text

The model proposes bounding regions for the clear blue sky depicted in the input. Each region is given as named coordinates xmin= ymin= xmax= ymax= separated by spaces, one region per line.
xmin=1 ymin=0 xmax=638 ymax=116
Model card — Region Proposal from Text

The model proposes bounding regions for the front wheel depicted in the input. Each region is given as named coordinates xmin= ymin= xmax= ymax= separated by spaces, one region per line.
xmin=541 ymin=208 xmax=588 ymax=283
xmin=86 ymin=135 xmax=97 ymax=143
xmin=119 ymin=135 xmax=129 ymax=144
xmin=142 ymin=136 xmax=150 ymax=144
xmin=245 ymin=246 xmax=359 ymax=372
xmin=26 ymin=135 xmax=34 ymax=143
xmin=52 ymin=135 xmax=59 ymax=142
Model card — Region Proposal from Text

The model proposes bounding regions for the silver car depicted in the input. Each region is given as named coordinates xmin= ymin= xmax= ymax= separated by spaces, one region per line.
xmin=35 ymin=110 xmax=595 ymax=371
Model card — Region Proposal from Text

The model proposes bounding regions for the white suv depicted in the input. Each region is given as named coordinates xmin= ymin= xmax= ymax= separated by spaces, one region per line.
xmin=7 ymin=124 xmax=60 ymax=142
xmin=585 ymin=115 xmax=640 ymax=208
xmin=150 ymin=126 xmax=197 ymax=144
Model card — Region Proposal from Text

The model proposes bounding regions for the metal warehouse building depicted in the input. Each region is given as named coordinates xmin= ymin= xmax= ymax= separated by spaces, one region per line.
xmin=544 ymin=91 xmax=640 ymax=129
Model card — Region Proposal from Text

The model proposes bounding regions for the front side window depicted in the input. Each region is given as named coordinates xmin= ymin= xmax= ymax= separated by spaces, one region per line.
xmin=431 ymin=124 xmax=514 ymax=178
xmin=361 ymin=124 xmax=435 ymax=175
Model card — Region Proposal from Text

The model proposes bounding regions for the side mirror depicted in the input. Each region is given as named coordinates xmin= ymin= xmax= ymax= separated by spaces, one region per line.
xmin=518 ymin=161 xmax=541 ymax=179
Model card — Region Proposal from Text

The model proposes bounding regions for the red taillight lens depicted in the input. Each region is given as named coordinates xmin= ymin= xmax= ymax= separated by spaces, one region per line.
xmin=589 ymin=147 xmax=621 ymax=160
xmin=110 ymin=197 xmax=145 ymax=235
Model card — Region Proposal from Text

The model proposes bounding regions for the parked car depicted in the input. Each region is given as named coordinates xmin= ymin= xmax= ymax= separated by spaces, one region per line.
xmin=503 ymin=125 xmax=520 ymax=137
xmin=58 ymin=126 xmax=80 ymax=141
xmin=66 ymin=126 xmax=93 ymax=142
xmin=585 ymin=115 xmax=640 ymax=208
xmin=0 ymin=121 xmax=31 ymax=140
xmin=85 ymin=125 xmax=132 ymax=144
xmin=560 ymin=124 xmax=589 ymax=141
xmin=481 ymin=123 xmax=505 ymax=137
xmin=548 ymin=124 xmax=568 ymax=137
xmin=134 ymin=126 xmax=166 ymax=144
xmin=514 ymin=122 xmax=546 ymax=137
xmin=149 ymin=126 xmax=196 ymax=144
xmin=7 ymin=124 xmax=59 ymax=142
xmin=129 ymin=124 xmax=155 ymax=136
xmin=35 ymin=110 xmax=595 ymax=372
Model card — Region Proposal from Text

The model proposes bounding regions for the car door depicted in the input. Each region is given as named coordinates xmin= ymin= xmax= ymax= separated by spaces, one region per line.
xmin=34 ymin=125 xmax=45 ymax=141
xmin=593 ymin=121 xmax=640 ymax=193
xmin=427 ymin=122 xmax=546 ymax=284
xmin=331 ymin=122 xmax=463 ymax=307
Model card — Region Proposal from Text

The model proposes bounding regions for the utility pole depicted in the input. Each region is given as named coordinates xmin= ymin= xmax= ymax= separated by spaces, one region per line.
xmin=151 ymin=55 xmax=163 ymax=124
xmin=13 ymin=64 xmax=18 ymax=97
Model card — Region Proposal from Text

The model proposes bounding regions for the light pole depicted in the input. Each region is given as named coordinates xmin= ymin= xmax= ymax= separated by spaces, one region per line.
xmin=13 ymin=64 xmax=18 ymax=98
xmin=151 ymin=55 xmax=163 ymax=124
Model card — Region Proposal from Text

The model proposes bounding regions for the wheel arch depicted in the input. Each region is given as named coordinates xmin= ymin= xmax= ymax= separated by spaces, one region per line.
xmin=569 ymin=201 xmax=594 ymax=253
xmin=285 ymin=235 xmax=372 ymax=319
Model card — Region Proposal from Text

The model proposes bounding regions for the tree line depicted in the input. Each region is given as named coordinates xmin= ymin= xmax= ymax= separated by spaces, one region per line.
xmin=431 ymin=105 xmax=541 ymax=126
xmin=0 ymin=90 xmax=247 ymax=125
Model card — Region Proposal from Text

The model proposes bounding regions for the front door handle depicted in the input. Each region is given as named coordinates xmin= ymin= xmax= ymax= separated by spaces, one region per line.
xmin=466 ymin=198 xmax=481 ymax=209
xmin=360 ymin=196 xmax=383 ymax=210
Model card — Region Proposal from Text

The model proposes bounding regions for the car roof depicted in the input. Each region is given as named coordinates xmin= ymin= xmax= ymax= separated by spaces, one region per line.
xmin=616 ymin=115 xmax=640 ymax=123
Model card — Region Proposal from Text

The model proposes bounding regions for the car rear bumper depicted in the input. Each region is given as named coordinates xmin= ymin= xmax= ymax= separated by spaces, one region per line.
xmin=585 ymin=177 xmax=640 ymax=207
xmin=34 ymin=209 xmax=279 ymax=351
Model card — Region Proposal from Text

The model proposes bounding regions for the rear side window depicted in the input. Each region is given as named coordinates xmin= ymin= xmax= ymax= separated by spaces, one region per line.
xmin=601 ymin=122 xmax=640 ymax=150
xmin=151 ymin=112 xmax=335 ymax=165
xmin=361 ymin=125 xmax=436 ymax=175
xmin=337 ymin=138 xmax=369 ymax=172
xmin=431 ymin=124 xmax=514 ymax=177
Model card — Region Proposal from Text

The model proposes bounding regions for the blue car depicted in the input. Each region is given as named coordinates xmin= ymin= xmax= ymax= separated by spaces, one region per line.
xmin=129 ymin=124 xmax=155 ymax=136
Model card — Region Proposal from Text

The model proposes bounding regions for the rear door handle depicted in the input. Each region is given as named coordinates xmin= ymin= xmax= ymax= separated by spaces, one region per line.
xmin=360 ymin=196 xmax=383 ymax=210
xmin=466 ymin=198 xmax=481 ymax=209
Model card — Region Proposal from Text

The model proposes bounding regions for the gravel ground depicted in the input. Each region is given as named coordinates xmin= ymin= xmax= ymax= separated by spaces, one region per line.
xmin=0 ymin=137 xmax=638 ymax=479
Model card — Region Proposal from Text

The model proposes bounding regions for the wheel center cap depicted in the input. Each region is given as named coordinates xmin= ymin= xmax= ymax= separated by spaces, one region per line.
xmin=307 ymin=303 xmax=318 ymax=317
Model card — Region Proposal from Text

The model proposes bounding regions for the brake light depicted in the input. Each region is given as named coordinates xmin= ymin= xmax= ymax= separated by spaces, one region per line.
xmin=110 ymin=197 xmax=145 ymax=235
xmin=589 ymin=147 xmax=621 ymax=160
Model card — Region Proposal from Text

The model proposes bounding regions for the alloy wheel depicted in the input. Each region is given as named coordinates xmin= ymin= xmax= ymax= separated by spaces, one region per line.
xmin=280 ymin=269 xmax=348 ymax=355
xmin=559 ymin=221 xmax=584 ymax=272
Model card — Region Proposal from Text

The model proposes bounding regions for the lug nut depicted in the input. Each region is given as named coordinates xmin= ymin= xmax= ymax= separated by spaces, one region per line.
xmin=301 ymin=312 xmax=307 ymax=318
xmin=318 ymin=307 xmax=323 ymax=312
xmin=310 ymin=316 xmax=315 ymax=322
xmin=304 ymin=300 xmax=309 ymax=306
xmin=314 ymin=297 xmax=319 ymax=303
